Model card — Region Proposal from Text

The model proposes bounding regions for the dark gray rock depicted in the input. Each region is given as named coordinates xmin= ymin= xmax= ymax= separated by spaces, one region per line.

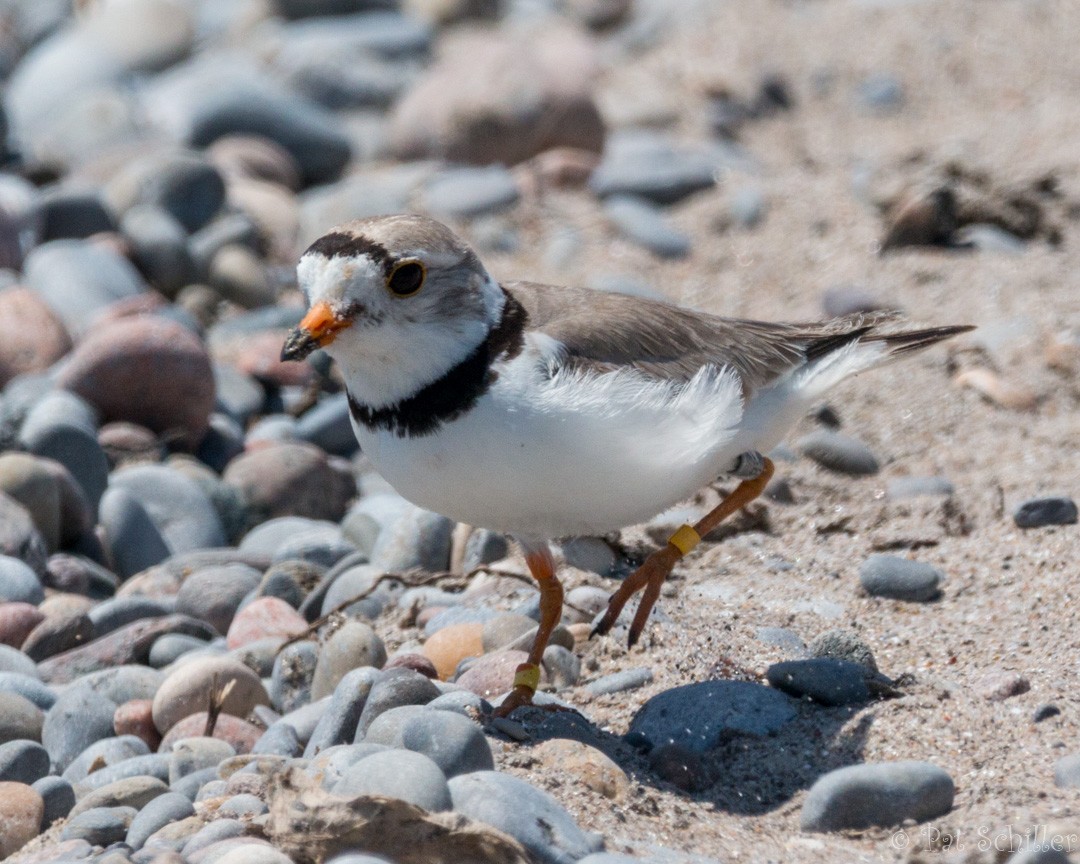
xmin=42 ymin=687 xmax=118 ymax=771
xmin=766 ymin=659 xmax=870 ymax=706
xmin=1013 ymin=497 xmax=1078 ymax=529
xmin=589 ymin=133 xmax=717 ymax=205
xmin=295 ymin=393 xmax=357 ymax=456
xmin=175 ymin=563 xmax=262 ymax=635
xmin=800 ymin=761 xmax=955 ymax=831
xmin=320 ymin=563 xmax=397 ymax=620
xmin=32 ymin=774 xmax=76 ymax=828
xmin=270 ymin=640 xmax=320 ymax=713
xmin=126 ymin=790 xmax=195 ymax=850
xmin=585 ymin=668 xmax=653 ymax=696
xmin=98 ymin=488 xmax=172 ymax=580
xmin=628 ymin=680 xmax=796 ymax=753
xmin=604 ymin=194 xmax=691 ymax=258
xmin=149 ymin=633 xmax=212 ymax=668
xmin=797 ymin=429 xmax=880 ymax=476
xmin=333 ymin=749 xmax=451 ymax=811
xmin=90 ymin=597 xmax=173 ymax=638
xmin=61 ymin=805 xmax=137 ymax=845
xmin=859 ymin=555 xmax=942 ymax=602
xmin=304 ymin=666 xmax=379 ymax=757
xmin=121 ymin=205 xmax=197 ymax=298
xmin=33 ymin=187 xmax=116 ymax=241
xmin=355 ymin=669 xmax=440 ymax=739
xmin=461 ymin=529 xmax=509 ymax=573
xmin=369 ymin=505 xmax=454 ymax=573
xmin=0 ymin=739 xmax=50 ymax=784
xmin=363 ymin=706 xmax=493 ymax=777
xmin=252 ymin=722 xmax=302 ymax=757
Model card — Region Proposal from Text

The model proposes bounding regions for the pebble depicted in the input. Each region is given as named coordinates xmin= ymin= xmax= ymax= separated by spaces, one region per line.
xmin=270 ymin=641 xmax=319 ymax=713
xmin=223 ymin=442 xmax=357 ymax=525
xmin=226 ymin=597 xmax=307 ymax=650
xmin=585 ymin=667 xmax=654 ymax=696
xmin=109 ymin=464 xmax=228 ymax=554
xmin=363 ymin=706 xmax=494 ymax=776
xmin=113 ymin=699 xmax=161 ymax=750
xmin=0 ymin=288 xmax=72 ymax=389
xmin=0 ymin=643 xmax=39 ymax=678
xmin=800 ymin=761 xmax=955 ymax=831
xmin=334 ymin=748 xmax=451 ymax=811
xmin=169 ymin=737 xmax=236 ymax=784
xmin=91 ymin=596 xmax=172 ymax=638
xmin=0 ymin=602 xmax=45 ymax=648
xmin=0 ymin=692 xmax=45 ymax=745
xmin=125 ymin=792 xmax=196 ymax=851
xmin=604 ymin=194 xmax=691 ymax=258
xmin=455 ymin=649 xmax=533 ymax=700
xmin=294 ymin=393 xmax=357 ymax=457
xmin=859 ymin=554 xmax=942 ymax=602
xmin=421 ymin=623 xmax=485 ymax=681
xmin=954 ymin=223 xmax=1027 ymax=254
xmin=23 ymin=610 xmax=95 ymax=662
xmin=304 ymin=667 xmax=380 ymax=757
xmin=98 ymin=488 xmax=172 ymax=579
xmin=62 ymin=805 xmax=138 ymax=845
xmin=67 ymin=775 xmax=168 ymax=820
xmin=0 ymin=672 xmax=54 ymax=710
xmin=422 ymin=166 xmax=521 ymax=220
xmin=0 ymin=556 xmax=45 ymax=605
xmin=216 ymin=793 xmax=268 ymax=819
xmin=310 ymin=620 xmax=387 ymax=700
xmin=856 ymin=73 xmax=905 ymax=114
xmin=369 ymin=505 xmax=454 ymax=573
xmin=977 ymin=670 xmax=1031 ymax=702
xmin=33 ymin=775 xmax=76 ymax=827
xmin=807 ymin=629 xmax=877 ymax=672
xmin=355 ymin=669 xmax=441 ymax=739
xmin=1034 ymin=704 xmax=1061 ymax=723
xmin=628 ymin=680 xmax=796 ymax=753
xmin=450 ymin=770 xmax=603 ymax=864
xmin=76 ymin=752 xmax=170 ymax=792
xmin=542 ymin=645 xmax=581 ymax=689
xmin=648 ymin=743 xmax=711 ymax=793
xmin=534 ymin=738 xmax=629 ymax=800
xmin=151 ymin=655 xmax=270 ymax=735
xmin=1013 ymin=497 xmax=1078 ymax=528
xmin=20 ymin=410 xmax=110 ymax=514
xmin=886 ymin=476 xmax=956 ymax=499
xmin=0 ymin=781 xmax=44 ymax=858
xmin=0 ymin=739 xmax=50 ymax=784
xmin=1054 ymin=754 xmax=1080 ymax=788
xmin=63 ymin=734 xmax=150 ymax=784
xmin=0 ymin=493 xmax=48 ymax=577
xmin=589 ymin=132 xmax=717 ymax=204
xmin=176 ymin=564 xmax=262 ymax=636
xmin=160 ymin=713 xmax=263 ymax=754
xmin=57 ymin=315 xmax=216 ymax=448
xmin=120 ymin=205 xmax=197 ymax=298
xmin=461 ymin=529 xmax=509 ymax=573
xmin=797 ymin=429 xmax=880 ymax=476
xmin=42 ymin=687 xmax=119 ymax=772
xmin=766 ymin=659 xmax=870 ymax=706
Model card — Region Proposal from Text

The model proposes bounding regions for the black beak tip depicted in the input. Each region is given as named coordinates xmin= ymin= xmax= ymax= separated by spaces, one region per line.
xmin=281 ymin=328 xmax=317 ymax=363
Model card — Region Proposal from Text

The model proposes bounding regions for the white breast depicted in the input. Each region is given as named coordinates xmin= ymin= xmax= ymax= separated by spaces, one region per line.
xmin=353 ymin=343 xmax=747 ymax=538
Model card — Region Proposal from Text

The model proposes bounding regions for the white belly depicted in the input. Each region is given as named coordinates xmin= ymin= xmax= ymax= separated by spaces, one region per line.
xmin=353 ymin=359 xmax=748 ymax=538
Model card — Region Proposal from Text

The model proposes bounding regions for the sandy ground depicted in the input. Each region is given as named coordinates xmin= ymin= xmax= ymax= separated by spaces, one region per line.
xmin=432 ymin=0 xmax=1080 ymax=860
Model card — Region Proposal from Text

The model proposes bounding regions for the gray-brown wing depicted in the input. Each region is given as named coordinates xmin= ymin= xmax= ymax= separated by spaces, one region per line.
xmin=503 ymin=280 xmax=899 ymax=393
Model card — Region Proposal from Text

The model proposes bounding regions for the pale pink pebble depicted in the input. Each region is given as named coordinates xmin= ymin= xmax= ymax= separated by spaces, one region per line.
xmin=226 ymin=597 xmax=307 ymax=649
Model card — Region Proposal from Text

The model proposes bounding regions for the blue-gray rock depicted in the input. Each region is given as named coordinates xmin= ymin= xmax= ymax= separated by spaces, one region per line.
xmin=279 ymin=698 xmax=331 ymax=746
xmin=560 ymin=536 xmax=618 ymax=577
xmin=239 ymin=517 xmax=336 ymax=557
xmin=98 ymin=487 xmax=172 ymax=580
xmin=181 ymin=818 xmax=247 ymax=857
xmin=308 ymin=742 xmax=388 ymax=790
xmin=270 ymin=640 xmax=320 ymax=713
xmin=33 ymin=187 xmax=116 ymax=241
xmin=320 ymin=563 xmax=397 ymax=620
xmin=22 ymin=240 xmax=146 ymax=337
xmin=295 ymin=393 xmax=358 ymax=456
xmin=216 ymin=793 xmax=268 ymax=818
xmin=449 ymin=771 xmax=603 ymax=863
xmin=369 ymin=505 xmax=454 ymax=573
xmin=886 ymin=476 xmax=956 ymax=500
xmin=0 ymin=643 xmax=39 ymax=678
xmin=422 ymin=605 xmax=495 ymax=637
xmin=61 ymin=805 xmax=138 ymax=845
xmin=0 ymin=673 xmax=54 ymax=709
xmin=311 ymin=620 xmax=387 ymax=701
xmin=589 ymin=133 xmax=716 ymax=205
xmin=797 ymin=429 xmax=880 ymax=476
xmin=90 ymin=596 xmax=173 ymax=638
xmin=629 ymin=680 xmax=796 ymax=753
xmin=176 ymin=563 xmax=262 ymax=635
xmin=214 ymin=363 xmax=265 ymax=427
xmin=168 ymin=737 xmax=236 ymax=784
xmin=585 ymin=668 xmax=653 ymax=696
xmin=604 ymin=195 xmax=691 ymax=259
xmin=109 ymin=464 xmax=227 ymax=553
xmin=728 ymin=185 xmax=767 ymax=229
xmin=766 ymin=659 xmax=870 ymax=706
xmin=44 ymin=553 xmax=117 ymax=600
xmin=363 ymin=706 xmax=493 ymax=777
xmin=1054 ymin=753 xmax=1080 ymax=788
xmin=63 ymin=735 xmax=150 ymax=784
xmin=256 ymin=566 xmax=305 ymax=609
xmin=253 ymin=722 xmax=302 ymax=757
xmin=333 ymin=749 xmax=451 ymax=811
xmin=461 ymin=529 xmax=509 ymax=573
xmin=304 ymin=666 xmax=379 ymax=757
xmin=0 ymin=489 xmax=48 ymax=576
xmin=109 ymin=150 xmax=227 ymax=234
xmin=426 ymin=690 xmax=489 ymax=716
xmin=0 ymin=554 xmax=44 ymax=604
xmin=77 ymin=753 xmax=171 ymax=792
xmin=859 ymin=555 xmax=942 ymax=602
xmin=800 ymin=761 xmax=955 ymax=831
xmin=542 ymin=645 xmax=581 ymax=689
xmin=120 ymin=205 xmax=197 ymax=298
xmin=275 ymin=10 xmax=430 ymax=59
xmin=170 ymin=765 xmax=219 ymax=801
xmin=355 ymin=669 xmax=440 ymax=739
xmin=1013 ymin=497 xmax=1078 ymax=529
xmin=149 ymin=633 xmax=212 ymax=668
xmin=32 ymin=774 xmax=76 ymax=827
xmin=423 ymin=166 xmax=520 ymax=220
xmin=43 ymin=688 xmax=119 ymax=771
xmin=0 ymin=739 xmax=50 ymax=784
xmin=755 ymin=626 xmax=808 ymax=657
xmin=273 ymin=529 xmax=357 ymax=570
xmin=856 ymin=73 xmax=905 ymax=114
xmin=126 ymin=791 xmax=195 ymax=850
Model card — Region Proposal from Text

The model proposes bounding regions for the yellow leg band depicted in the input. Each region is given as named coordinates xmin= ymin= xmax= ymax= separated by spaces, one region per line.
xmin=668 ymin=524 xmax=701 ymax=557
xmin=513 ymin=663 xmax=541 ymax=693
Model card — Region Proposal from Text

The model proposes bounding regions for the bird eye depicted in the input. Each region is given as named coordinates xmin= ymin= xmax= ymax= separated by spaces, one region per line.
xmin=386 ymin=260 xmax=426 ymax=297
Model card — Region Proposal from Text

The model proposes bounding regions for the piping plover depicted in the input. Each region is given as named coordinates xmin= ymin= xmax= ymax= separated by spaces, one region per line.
xmin=282 ymin=214 xmax=971 ymax=714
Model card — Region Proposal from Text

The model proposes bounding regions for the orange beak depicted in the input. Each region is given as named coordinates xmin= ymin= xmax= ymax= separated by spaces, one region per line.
xmin=281 ymin=302 xmax=351 ymax=361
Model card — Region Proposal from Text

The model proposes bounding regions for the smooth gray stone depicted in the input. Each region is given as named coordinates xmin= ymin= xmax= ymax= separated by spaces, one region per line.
xmin=76 ymin=753 xmax=171 ymax=792
xmin=542 ymin=645 xmax=581 ymax=689
xmin=295 ymin=393 xmax=357 ymax=456
xmin=886 ymin=476 xmax=956 ymax=500
xmin=0 ymin=739 xmax=50 ymax=784
xmin=61 ymin=805 xmax=137 ymax=845
xmin=585 ymin=668 xmax=653 ymax=696
xmin=275 ymin=10 xmax=430 ymax=59
xmin=63 ymin=735 xmax=150 ymax=784
xmin=98 ymin=488 xmax=171 ymax=579
xmin=216 ymin=793 xmax=268 ymax=818
xmin=89 ymin=596 xmax=173 ymax=637
xmin=279 ymin=698 xmax=332 ymax=745
xmin=22 ymin=239 xmax=146 ymax=336
xmin=175 ymin=563 xmax=261 ymax=636
xmin=0 ymin=554 xmax=44 ymax=605
xmin=67 ymin=665 xmax=163 ymax=706
xmin=214 ymin=363 xmax=264 ymax=426
xmin=369 ymin=505 xmax=453 ymax=573
xmin=355 ymin=669 xmax=440 ymax=739
xmin=320 ymin=564 xmax=395 ymax=620
xmin=766 ymin=659 xmax=870 ymax=706
xmin=800 ymin=761 xmax=955 ymax=831
xmin=148 ymin=633 xmax=214 ymax=669
xmin=589 ymin=133 xmax=717 ymax=205
xmin=270 ymin=640 xmax=320 ymax=714
xmin=728 ymin=184 xmax=767 ymax=229
xmin=363 ymin=706 xmax=493 ymax=777
xmin=307 ymin=742 xmax=388 ymax=790
xmin=755 ymin=627 xmax=808 ymax=657
xmin=253 ymin=722 xmax=302 ymax=757
xmin=239 ymin=516 xmax=336 ymax=557
xmin=126 ymin=791 xmax=195 ymax=850
xmin=19 ymin=394 xmax=109 ymax=512
xmin=426 ymin=690 xmax=490 ymax=716
xmin=1014 ymin=497 xmax=1078 ymax=529
xmin=273 ymin=530 xmax=357 ymax=570
xmin=333 ymin=749 xmax=451 ymax=811
xmin=628 ymin=680 xmax=796 ymax=753
xmin=1055 ymin=753 xmax=1080 ymax=788
xmin=256 ymin=566 xmax=305 ymax=609
xmin=859 ymin=555 xmax=942 ymax=602
xmin=120 ymin=204 xmax=197 ymax=298
xmin=181 ymin=818 xmax=246 ymax=856
xmin=0 ymin=479 xmax=49 ymax=576
xmin=423 ymin=166 xmax=520 ymax=220
xmin=311 ymin=620 xmax=387 ymax=701
xmin=42 ymin=687 xmax=118 ymax=772
xmin=604 ymin=194 xmax=691 ymax=259
xmin=856 ymin=73 xmax=905 ymax=114
xmin=449 ymin=771 xmax=603 ymax=863
xmin=109 ymin=464 xmax=227 ymax=553
xmin=170 ymin=765 xmax=219 ymax=801
xmin=125 ymin=152 xmax=227 ymax=234
xmin=0 ymin=645 xmax=38 ymax=682
xmin=33 ymin=187 xmax=115 ymax=241
xmin=460 ymin=529 xmax=508 ymax=573
xmin=168 ymin=738 xmax=235 ymax=784
xmin=32 ymin=774 xmax=75 ymax=827
xmin=797 ymin=429 xmax=880 ymax=476
xmin=304 ymin=666 xmax=379 ymax=757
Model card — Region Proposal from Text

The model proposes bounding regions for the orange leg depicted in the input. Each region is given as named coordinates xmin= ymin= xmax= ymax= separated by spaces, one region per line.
xmin=593 ymin=457 xmax=775 ymax=647
xmin=495 ymin=544 xmax=564 ymax=717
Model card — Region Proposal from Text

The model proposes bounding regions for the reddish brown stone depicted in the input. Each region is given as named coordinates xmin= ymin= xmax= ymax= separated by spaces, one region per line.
xmin=0 ymin=603 xmax=45 ymax=648
xmin=159 ymin=713 xmax=263 ymax=754
xmin=384 ymin=652 xmax=438 ymax=679
xmin=114 ymin=699 xmax=162 ymax=751
xmin=225 ymin=597 xmax=307 ymax=650
xmin=455 ymin=649 xmax=540 ymax=699
xmin=0 ymin=288 xmax=72 ymax=388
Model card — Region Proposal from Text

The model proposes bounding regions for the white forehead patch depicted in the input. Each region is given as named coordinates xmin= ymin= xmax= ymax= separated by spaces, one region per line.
xmin=297 ymin=253 xmax=385 ymax=309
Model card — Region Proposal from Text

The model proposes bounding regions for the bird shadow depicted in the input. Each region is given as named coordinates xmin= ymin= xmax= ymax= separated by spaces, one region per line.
xmin=495 ymin=695 xmax=873 ymax=816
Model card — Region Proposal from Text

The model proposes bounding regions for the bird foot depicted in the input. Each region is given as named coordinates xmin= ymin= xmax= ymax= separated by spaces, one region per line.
xmin=591 ymin=544 xmax=681 ymax=647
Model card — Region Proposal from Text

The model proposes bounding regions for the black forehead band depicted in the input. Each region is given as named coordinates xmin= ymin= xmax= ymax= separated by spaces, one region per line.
xmin=304 ymin=232 xmax=393 ymax=275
